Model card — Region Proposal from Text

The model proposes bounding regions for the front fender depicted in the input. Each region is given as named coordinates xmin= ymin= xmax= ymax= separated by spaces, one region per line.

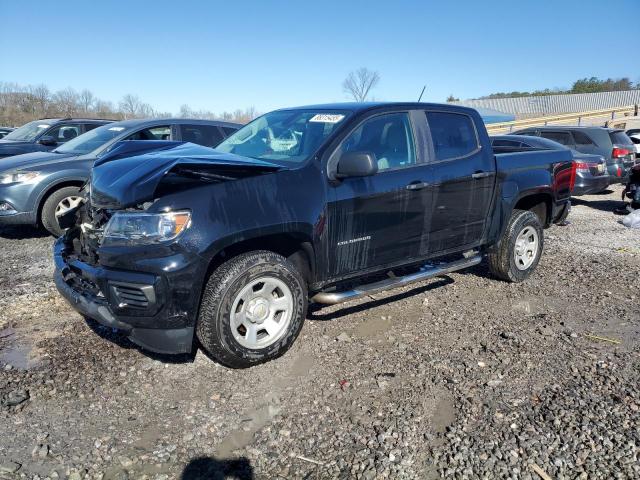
xmin=201 ymin=222 xmax=316 ymax=261
xmin=31 ymin=171 xmax=89 ymax=212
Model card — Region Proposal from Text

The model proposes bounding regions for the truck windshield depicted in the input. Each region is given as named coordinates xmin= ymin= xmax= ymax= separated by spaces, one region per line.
xmin=55 ymin=124 xmax=131 ymax=155
xmin=3 ymin=120 xmax=52 ymax=142
xmin=215 ymin=110 xmax=350 ymax=164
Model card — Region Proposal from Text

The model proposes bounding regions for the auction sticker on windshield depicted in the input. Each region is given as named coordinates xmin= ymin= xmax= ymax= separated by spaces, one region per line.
xmin=108 ymin=127 xmax=126 ymax=132
xmin=309 ymin=114 xmax=345 ymax=123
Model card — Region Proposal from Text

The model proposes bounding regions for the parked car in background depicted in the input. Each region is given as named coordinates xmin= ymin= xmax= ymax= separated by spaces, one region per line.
xmin=606 ymin=116 xmax=640 ymax=138
xmin=513 ymin=126 xmax=636 ymax=183
xmin=628 ymin=134 xmax=640 ymax=159
xmin=54 ymin=102 xmax=574 ymax=366
xmin=0 ymin=118 xmax=240 ymax=235
xmin=491 ymin=134 xmax=610 ymax=195
xmin=0 ymin=118 xmax=113 ymax=159
xmin=0 ymin=127 xmax=15 ymax=139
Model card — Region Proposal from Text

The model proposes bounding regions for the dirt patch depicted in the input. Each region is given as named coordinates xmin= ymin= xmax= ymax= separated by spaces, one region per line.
xmin=1 ymin=186 xmax=639 ymax=479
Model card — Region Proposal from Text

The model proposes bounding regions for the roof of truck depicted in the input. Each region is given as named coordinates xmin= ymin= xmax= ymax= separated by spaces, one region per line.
xmin=278 ymin=102 xmax=474 ymax=113
xmin=276 ymin=102 xmax=516 ymax=123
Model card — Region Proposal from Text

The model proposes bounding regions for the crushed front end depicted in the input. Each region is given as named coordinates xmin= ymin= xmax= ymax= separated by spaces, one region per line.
xmin=54 ymin=195 xmax=202 ymax=355
xmin=53 ymin=141 xmax=283 ymax=354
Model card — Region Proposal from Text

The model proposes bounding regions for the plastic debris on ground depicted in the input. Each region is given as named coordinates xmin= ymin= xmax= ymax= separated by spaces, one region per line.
xmin=620 ymin=209 xmax=640 ymax=229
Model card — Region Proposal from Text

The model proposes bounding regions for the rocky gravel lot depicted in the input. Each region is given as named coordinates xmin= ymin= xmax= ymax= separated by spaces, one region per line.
xmin=1 ymin=186 xmax=639 ymax=480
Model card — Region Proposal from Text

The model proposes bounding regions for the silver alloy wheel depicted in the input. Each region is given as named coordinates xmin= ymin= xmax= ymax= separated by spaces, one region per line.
xmin=55 ymin=196 xmax=83 ymax=218
xmin=513 ymin=226 xmax=539 ymax=270
xmin=230 ymin=276 xmax=294 ymax=349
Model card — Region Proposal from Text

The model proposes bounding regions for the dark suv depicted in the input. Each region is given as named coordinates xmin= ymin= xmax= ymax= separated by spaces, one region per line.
xmin=0 ymin=118 xmax=113 ymax=159
xmin=513 ymin=126 xmax=636 ymax=183
xmin=0 ymin=127 xmax=14 ymax=139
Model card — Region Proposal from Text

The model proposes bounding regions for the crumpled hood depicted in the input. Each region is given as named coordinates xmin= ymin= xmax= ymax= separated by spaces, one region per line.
xmin=91 ymin=142 xmax=283 ymax=209
xmin=0 ymin=150 xmax=77 ymax=171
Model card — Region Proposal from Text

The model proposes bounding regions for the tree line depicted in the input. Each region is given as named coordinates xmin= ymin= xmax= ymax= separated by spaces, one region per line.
xmin=0 ymin=82 xmax=259 ymax=127
xmin=476 ymin=76 xmax=639 ymax=100
xmin=3 ymin=73 xmax=636 ymax=128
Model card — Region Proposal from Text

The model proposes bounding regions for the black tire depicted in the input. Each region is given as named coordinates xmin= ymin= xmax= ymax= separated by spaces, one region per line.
xmin=488 ymin=209 xmax=543 ymax=282
xmin=40 ymin=186 xmax=82 ymax=237
xmin=196 ymin=250 xmax=307 ymax=368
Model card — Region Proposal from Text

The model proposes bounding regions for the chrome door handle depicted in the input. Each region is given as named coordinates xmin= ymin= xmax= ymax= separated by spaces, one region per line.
xmin=471 ymin=171 xmax=491 ymax=179
xmin=406 ymin=181 xmax=429 ymax=191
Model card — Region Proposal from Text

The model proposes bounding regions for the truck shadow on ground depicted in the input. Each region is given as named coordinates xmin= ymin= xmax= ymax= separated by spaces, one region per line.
xmin=181 ymin=456 xmax=254 ymax=479
xmin=571 ymin=197 xmax=625 ymax=214
xmin=0 ymin=224 xmax=49 ymax=239
xmin=83 ymin=317 xmax=196 ymax=364
xmin=457 ymin=262 xmax=493 ymax=279
xmin=307 ymin=276 xmax=454 ymax=321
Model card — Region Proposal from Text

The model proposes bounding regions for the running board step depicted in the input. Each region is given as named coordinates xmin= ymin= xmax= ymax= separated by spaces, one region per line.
xmin=311 ymin=255 xmax=482 ymax=305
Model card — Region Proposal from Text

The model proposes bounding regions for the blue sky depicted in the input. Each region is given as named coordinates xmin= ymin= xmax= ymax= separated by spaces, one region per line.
xmin=1 ymin=0 xmax=637 ymax=114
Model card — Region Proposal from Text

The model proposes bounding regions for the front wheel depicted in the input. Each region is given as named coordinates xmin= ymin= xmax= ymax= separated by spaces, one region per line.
xmin=196 ymin=251 xmax=307 ymax=368
xmin=488 ymin=209 xmax=544 ymax=282
xmin=40 ymin=186 xmax=83 ymax=237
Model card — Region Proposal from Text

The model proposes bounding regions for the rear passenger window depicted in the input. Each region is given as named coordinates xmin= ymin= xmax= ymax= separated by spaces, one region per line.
xmin=573 ymin=131 xmax=595 ymax=146
xmin=426 ymin=112 xmax=478 ymax=161
xmin=609 ymin=131 xmax=633 ymax=145
xmin=180 ymin=125 xmax=224 ymax=147
xmin=540 ymin=131 xmax=573 ymax=146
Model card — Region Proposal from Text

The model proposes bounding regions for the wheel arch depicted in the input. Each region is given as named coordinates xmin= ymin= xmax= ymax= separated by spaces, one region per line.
xmin=513 ymin=191 xmax=552 ymax=227
xmin=203 ymin=230 xmax=316 ymax=287
xmin=36 ymin=178 xmax=86 ymax=225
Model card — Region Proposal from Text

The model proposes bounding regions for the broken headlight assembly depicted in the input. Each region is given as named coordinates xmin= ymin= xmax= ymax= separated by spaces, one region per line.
xmin=0 ymin=171 xmax=40 ymax=184
xmin=102 ymin=210 xmax=191 ymax=246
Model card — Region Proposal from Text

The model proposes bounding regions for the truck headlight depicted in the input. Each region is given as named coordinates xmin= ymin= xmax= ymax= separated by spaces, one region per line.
xmin=0 ymin=171 xmax=40 ymax=184
xmin=102 ymin=211 xmax=191 ymax=245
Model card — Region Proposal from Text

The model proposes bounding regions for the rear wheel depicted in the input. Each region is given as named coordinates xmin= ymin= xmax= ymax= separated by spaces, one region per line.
xmin=40 ymin=186 xmax=82 ymax=237
xmin=196 ymin=251 xmax=307 ymax=368
xmin=488 ymin=209 xmax=543 ymax=282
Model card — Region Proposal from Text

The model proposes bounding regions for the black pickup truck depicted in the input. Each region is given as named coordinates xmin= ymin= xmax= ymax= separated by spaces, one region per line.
xmin=54 ymin=102 xmax=574 ymax=367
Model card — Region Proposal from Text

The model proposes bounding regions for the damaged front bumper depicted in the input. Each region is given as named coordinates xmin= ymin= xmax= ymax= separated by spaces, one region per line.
xmin=53 ymin=237 xmax=198 ymax=354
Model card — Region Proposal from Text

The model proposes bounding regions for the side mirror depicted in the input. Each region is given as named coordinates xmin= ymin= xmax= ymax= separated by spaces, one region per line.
xmin=38 ymin=135 xmax=57 ymax=147
xmin=336 ymin=151 xmax=378 ymax=178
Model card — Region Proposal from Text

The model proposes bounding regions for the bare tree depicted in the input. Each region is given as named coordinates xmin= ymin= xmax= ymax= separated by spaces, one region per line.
xmin=79 ymin=89 xmax=95 ymax=114
xmin=179 ymin=104 xmax=194 ymax=118
xmin=0 ymin=81 xmax=257 ymax=126
xmin=118 ymin=94 xmax=156 ymax=119
xmin=54 ymin=88 xmax=80 ymax=116
xmin=94 ymin=100 xmax=120 ymax=119
xmin=30 ymin=84 xmax=51 ymax=117
xmin=342 ymin=67 xmax=380 ymax=102
xmin=119 ymin=94 xmax=143 ymax=119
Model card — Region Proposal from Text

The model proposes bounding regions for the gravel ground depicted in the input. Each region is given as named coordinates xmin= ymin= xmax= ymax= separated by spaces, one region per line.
xmin=0 ymin=186 xmax=639 ymax=480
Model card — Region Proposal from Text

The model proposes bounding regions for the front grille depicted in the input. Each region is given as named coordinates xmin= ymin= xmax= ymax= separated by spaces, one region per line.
xmin=110 ymin=282 xmax=155 ymax=310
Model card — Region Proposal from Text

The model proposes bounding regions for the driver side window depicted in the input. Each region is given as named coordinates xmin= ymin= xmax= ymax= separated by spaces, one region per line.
xmin=341 ymin=113 xmax=416 ymax=171
xmin=125 ymin=126 xmax=171 ymax=141
xmin=46 ymin=124 xmax=81 ymax=143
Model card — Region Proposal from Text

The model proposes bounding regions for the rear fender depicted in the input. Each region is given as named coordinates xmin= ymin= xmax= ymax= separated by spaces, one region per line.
xmin=485 ymin=172 xmax=554 ymax=253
